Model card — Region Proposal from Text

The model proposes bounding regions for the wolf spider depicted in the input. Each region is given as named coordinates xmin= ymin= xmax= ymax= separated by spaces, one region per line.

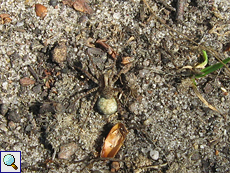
xmin=68 ymin=40 xmax=132 ymax=127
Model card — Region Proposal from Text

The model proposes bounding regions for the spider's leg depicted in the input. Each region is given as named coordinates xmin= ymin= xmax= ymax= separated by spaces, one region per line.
xmin=77 ymin=91 xmax=100 ymax=135
xmin=112 ymin=63 xmax=132 ymax=84
xmin=67 ymin=86 xmax=99 ymax=113
xmin=114 ymin=87 xmax=128 ymax=103
xmin=75 ymin=66 xmax=99 ymax=85
xmin=114 ymin=93 xmax=126 ymax=116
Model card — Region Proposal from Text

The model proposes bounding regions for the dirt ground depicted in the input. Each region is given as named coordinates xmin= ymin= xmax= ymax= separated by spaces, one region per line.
xmin=0 ymin=0 xmax=230 ymax=172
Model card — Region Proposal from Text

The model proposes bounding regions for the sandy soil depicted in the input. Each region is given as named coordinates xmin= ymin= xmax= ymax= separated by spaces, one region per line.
xmin=0 ymin=0 xmax=230 ymax=172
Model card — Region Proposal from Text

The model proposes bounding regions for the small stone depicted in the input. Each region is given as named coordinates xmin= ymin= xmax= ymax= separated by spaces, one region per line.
xmin=58 ymin=142 xmax=78 ymax=160
xmin=0 ymin=103 xmax=8 ymax=116
xmin=193 ymin=143 xmax=199 ymax=150
xmin=32 ymin=84 xmax=42 ymax=94
xmin=25 ymin=124 xmax=32 ymax=132
xmin=111 ymin=161 xmax=120 ymax=172
xmin=204 ymin=83 xmax=213 ymax=94
xmin=143 ymin=59 xmax=150 ymax=67
xmin=113 ymin=12 xmax=120 ymax=20
xmin=8 ymin=121 xmax=16 ymax=130
xmin=63 ymin=0 xmax=93 ymax=14
xmin=49 ymin=0 xmax=58 ymax=7
xmin=39 ymin=102 xmax=55 ymax=114
xmin=191 ymin=152 xmax=200 ymax=161
xmin=143 ymin=117 xmax=153 ymax=126
xmin=150 ymin=150 xmax=159 ymax=160
xmin=139 ymin=69 xmax=149 ymax=78
xmin=129 ymin=102 xmax=138 ymax=114
xmin=0 ymin=124 xmax=8 ymax=132
xmin=154 ymin=75 xmax=161 ymax=83
xmin=6 ymin=110 xmax=21 ymax=123
xmin=54 ymin=103 xmax=64 ymax=112
xmin=52 ymin=42 xmax=67 ymax=64
xmin=78 ymin=15 xmax=89 ymax=25
xmin=2 ymin=81 xmax=8 ymax=90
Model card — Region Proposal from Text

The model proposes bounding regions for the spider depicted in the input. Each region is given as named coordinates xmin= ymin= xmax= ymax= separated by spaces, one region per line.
xmin=68 ymin=40 xmax=133 ymax=127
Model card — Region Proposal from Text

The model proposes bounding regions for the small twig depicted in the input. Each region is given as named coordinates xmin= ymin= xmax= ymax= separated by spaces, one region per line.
xmin=27 ymin=65 xmax=41 ymax=82
xmin=134 ymin=162 xmax=168 ymax=171
xmin=191 ymin=79 xmax=220 ymax=113
xmin=176 ymin=0 xmax=186 ymax=21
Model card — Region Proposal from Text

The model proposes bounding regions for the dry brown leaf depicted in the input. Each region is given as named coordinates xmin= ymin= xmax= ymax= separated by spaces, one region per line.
xmin=35 ymin=4 xmax=48 ymax=19
xmin=101 ymin=123 xmax=128 ymax=158
xmin=63 ymin=0 xmax=93 ymax=14
xmin=0 ymin=13 xmax=12 ymax=24
xmin=96 ymin=40 xmax=118 ymax=59
xmin=121 ymin=57 xmax=135 ymax=65
xmin=20 ymin=77 xmax=35 ymax=86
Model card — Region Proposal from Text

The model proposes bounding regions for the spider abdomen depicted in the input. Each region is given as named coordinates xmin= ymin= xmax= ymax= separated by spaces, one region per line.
xmin=97 ymin=96 xmax=117 ymax=115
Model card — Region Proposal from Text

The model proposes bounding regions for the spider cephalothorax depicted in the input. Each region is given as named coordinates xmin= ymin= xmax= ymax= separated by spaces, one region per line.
xmin=97 ymin=74 xmax=118 ymax=115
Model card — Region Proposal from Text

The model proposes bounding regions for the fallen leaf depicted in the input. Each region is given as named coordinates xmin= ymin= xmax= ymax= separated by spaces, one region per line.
xmin=0 ymin=13 xmax=12 ymax=24
xmin=63 ymin=0 xmax=93 ymax=14
xmin=20 ymin=77 xmax=35 ymax=86
xmin=101 ymin=123 xmax=128 ymax=158
xmin=35 ymin=4 xmax=48 ymax=19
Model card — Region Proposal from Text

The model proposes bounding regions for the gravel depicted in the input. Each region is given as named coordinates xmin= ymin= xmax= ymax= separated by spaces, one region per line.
xmin=0 ymin=0 xmax=230 ymax=172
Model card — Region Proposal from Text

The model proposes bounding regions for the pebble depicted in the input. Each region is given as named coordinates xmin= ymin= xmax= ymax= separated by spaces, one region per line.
xmin=0 ymin=103 xmax=8 ymax=116
xmin=139 ymin=69 xmax=149 ymax=78
xmin=204 ymin=83 xmax=213 ymax=94
xmin=191 ymin=152 xmax=200 ymax=161
xmin=111 ymin=161 xmax=120 ymax=172
xmin=6 ymin=110 xmax=21 ymax=123
xmin=52 ymin=42 xmax=67 ymax=64
xmin=150 ymin=150 xmax=159 ymax=160
xmin=113 ymin=12 xmax=120 ymax=20
xmin=8 ymin=121 xmax=16 ymax=130
xmin=87 ymin=47 xmax=104 ymax=55
xmin=154 ymin=75 xmax=161 ymax=83
xmin=143 ymin=59 xmax=150 ymax=67
xmin=49 ymin=0 xmax=58 ymax=7
xmin=0 ymin=124 xmax=8 ymax=132
xmin=129 ymin=102 xmax=138 ymax=114
xmin=39 ymin=102 xmax=55 ymax=114
xmin=78 ymin=15 xmax=89 ymax=25
xmin=58 ymin=142 xmax=78 ymax=160
xmin=32 ymin=84 xmax=42 ymax=94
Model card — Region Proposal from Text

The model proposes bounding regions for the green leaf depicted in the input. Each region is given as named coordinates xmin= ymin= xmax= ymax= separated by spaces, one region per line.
xmin=195 ymin=50 xmax=208 ymax=68
xmin=195 ymin=57 xmax=230 ymax=78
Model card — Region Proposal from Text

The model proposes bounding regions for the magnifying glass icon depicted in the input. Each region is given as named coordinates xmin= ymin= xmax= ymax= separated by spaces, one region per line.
xmin=3 ymin=154 xmax=18 ymax=170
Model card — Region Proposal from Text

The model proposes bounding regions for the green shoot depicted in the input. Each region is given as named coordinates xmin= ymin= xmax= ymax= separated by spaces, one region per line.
xmin=195 ymin=50 xmax=208 ymax=69
xmin=195 ymin=51 xmax=230 ymax=79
